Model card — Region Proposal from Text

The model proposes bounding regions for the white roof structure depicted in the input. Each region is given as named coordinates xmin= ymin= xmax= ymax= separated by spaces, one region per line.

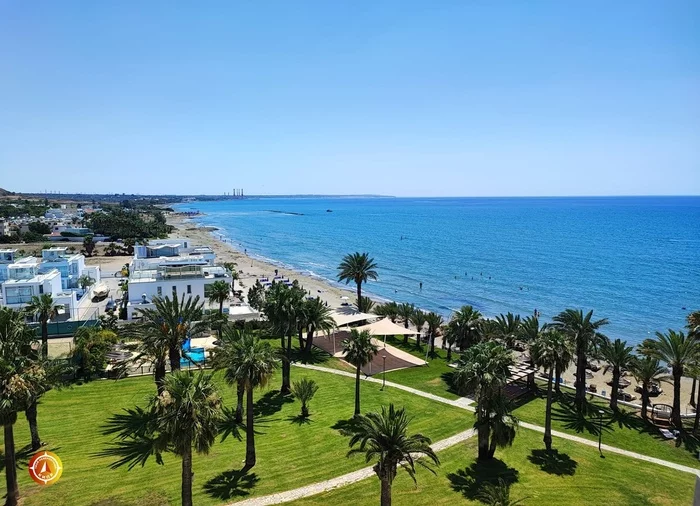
xmin=354 ymin=317 xmax=418 ymax=336
xmin=331 ymin=312 xmax=376 ymax=327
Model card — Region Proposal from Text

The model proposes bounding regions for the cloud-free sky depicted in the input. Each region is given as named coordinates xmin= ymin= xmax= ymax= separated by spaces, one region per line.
xmin=1 ymin=1 xmax=698 ymax=196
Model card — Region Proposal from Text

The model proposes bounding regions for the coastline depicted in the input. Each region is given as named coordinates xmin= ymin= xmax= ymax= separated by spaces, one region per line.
xmin=167 ymin=213 xmax=697 ymax=411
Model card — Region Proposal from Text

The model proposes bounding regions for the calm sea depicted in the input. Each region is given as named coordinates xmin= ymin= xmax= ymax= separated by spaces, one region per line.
xmin=174 ymin=197 xmax=700 ymax=346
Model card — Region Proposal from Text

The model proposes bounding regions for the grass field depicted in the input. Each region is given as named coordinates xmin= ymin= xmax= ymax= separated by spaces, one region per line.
xmin=290 ymin=422 xmax=696 ymax=506
xmin=513 ymin=390 xmax=700 ymax=469
xmin=0 ymin=367 xmax=471 ymax=506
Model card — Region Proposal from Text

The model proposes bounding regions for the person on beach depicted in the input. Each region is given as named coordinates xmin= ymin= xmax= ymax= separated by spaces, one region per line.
xmin=419 ymin=281 xmax=423 ymax=290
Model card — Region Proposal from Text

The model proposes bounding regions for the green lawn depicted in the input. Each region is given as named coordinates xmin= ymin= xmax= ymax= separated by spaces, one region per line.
xmin=514 ymin=390 xmax=700 ymax=469
xmin=1 ymin=368 xmax=471 ymax=506
xmin=290 ymin=422 xmax=695 ymax=506
xmin=381 ymin=335 xmax=461 ymax=400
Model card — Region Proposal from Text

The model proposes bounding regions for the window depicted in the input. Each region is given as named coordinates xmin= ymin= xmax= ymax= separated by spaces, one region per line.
xmin=187 ymin=284 xmax=191 ymax=294
xmin=157 ymin=287 xmax=162 ymax=296
xmin=39 ymin=285 xmax=44 ymax=294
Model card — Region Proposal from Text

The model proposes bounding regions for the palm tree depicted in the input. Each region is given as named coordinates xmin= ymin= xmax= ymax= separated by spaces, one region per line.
xmin=128 ymin=325 xmax=170 ymax=395
xmin=222 ymin=333 xmax=278 ymax=468
xmin=374 ymin=302 xmax=399 ymax=323
xmin=599 ymin=337 xmax=635 ymax=411
xmin=291 ymin=378 xmax=319 ymax=418
xmin=71 ymin=327 xmax=119 ymax=381
xmin=136 ymin=293 xmax=205 ymax=372
xmin=343 ymin=329 xmax=379 ymax=416
xmin=348 ymin=404 xmax=439 ymax=506
xmin=356 ymin=295 xmax=375 ymax=313
xmin=123 ymin=237 xmax=136 ymax=255
xmin=0 ymin=307 xmax=44 ymax=506
xmin=446 ymin=305 xmax=483 ymax=360
xmin=78 ymin=274 xmax=95 ymax=291
xmin=551 ymin=309 xmax=609 ymax=411
xmin=630 ymin=355 xmax=669 ymax=420
xmin=397 ymin=303 xmax=415 ymax=344
xmin=211 ymin=326 xmax=246 ymax=423
xmin=641 ymin=330 xmax=700 ymax=428
xmin=452 ymin=341 xmax=517 ymax=460
xmin=83 ymin=234 xmax=95 ymax=256
xmin=207 ymin=280 xmax=231 ymax=316
xmin=477 ymin=478 xmax=526 ymax=506
xmin=530 ymin=329 xmax=572 ymax=450
xmin=410 ymin=310 xmax=427 ymax=351
xmin=303 ymin=297 xmax=336 ymax=355
xmin=26 ymin=293 xmax=63 ymax=359
xmin=425 ymin=312 xmax=444 ymax=355
xmin=337 ymin=252 xmax=378 ymax=307
xmin=493 ymin=313 xmax=521 ymax=349
xmin=100 ymin=371 xmax=222 ymax=506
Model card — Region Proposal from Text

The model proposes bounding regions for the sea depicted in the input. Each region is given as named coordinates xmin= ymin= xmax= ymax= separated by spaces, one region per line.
xmin=174 ymin=196 xmax=700 ymax=347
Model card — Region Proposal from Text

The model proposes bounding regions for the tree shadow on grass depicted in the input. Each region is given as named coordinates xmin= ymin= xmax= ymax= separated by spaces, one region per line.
xmin=447 ymin=459 xmax=519 ymax=501
xmin=527 ymin=449 xmax=578 ymax=476
xmin=254 ymin=390 xmax=294 ymax=419
xmin=551 ymin=394 xmax=614 ymax=436
xmin=287 ymin=414 xmax=313 ymax=426
xmin=440 ymin=371 xmax=464 ymax=397
xmin=291 ymin=345 xmax=333 ymax=366
xmin=203 ymin=468 xmax=260 ymax=500
xmin=332 ymin=417 xmax=362 ymax=437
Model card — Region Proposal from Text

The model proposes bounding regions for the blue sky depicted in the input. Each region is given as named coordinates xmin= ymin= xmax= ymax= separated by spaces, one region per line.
xmin=0 ymin=1 xmax=698 ymax=196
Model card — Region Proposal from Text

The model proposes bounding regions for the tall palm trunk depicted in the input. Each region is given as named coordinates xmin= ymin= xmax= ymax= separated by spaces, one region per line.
xmin=236 ymin=381 xmax=244 ymax=423
xmin=672 ymin=368 xmax=682 ymax=429
xmin=380 ymin=476 xmax=392 ymax=506
xmin=181 ymin=441 xmax=193 ymax=506
xmin=574 ymin=347 xmax=587 ymax=411
xmin=354 ymin=365 xmax=362 ymax=416
xmin=219 ymin=299 xmax=224 ymax=315
xmin=403 ymin=321 xmax=409 ymax=345
xmin=4 ymin=422 xmax=19 ymax=506
xmin=446 ymin=343 xmax=452 ymax=362
xmin=476 ymin=407 xmax=490 ymax=460
xmin=25 ymin=400 xmax=41 ymax=451
xmin=544 ymin=368 xmax=554 ymax=451
xmin=610 ymin=368 xmax=619 ymax=412
xmin=641 ymin=383 xmax=649 ymax=420
xmin=298 ymin=327 xmax=304 ymax=350
xmin=245 ymin=386 xmax=256 ymax=469
xmin=429 ymin=332 xmax=436 ymax=355
xmin=169 ymin=345 xmax=181 ymax=371
xmin=304 ymin=328 xmax=314 ymax=355
xmin=694 ymin=382 xmax=700 ymax=433
xmin=41 ymin=320 xmax=49 ymax=359
xmin=554 ymin=363 xmax=562 ymax=396
xmin=155 ymin=360 xmax=166 ymax=395
xmin=355 ymin=281 xmax=362 ymax=311
xmin=281 ymin=333 xmax=292 ymax=394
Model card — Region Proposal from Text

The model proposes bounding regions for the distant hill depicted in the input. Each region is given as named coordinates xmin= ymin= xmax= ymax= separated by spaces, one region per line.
xmin=0 ymin=188 xmax=14 ymax=197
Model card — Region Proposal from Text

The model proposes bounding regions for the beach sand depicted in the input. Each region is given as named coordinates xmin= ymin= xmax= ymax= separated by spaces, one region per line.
xmin=165 ymin=213 xmax=697 ymax=413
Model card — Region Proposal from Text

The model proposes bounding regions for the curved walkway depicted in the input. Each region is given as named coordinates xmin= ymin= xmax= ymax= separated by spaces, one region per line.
xmin=228 ymin=363 xmax=700 ymax=506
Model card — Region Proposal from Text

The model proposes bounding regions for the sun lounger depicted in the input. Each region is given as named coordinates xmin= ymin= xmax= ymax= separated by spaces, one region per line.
xmin=659 ymin=428 xmax=675 ymax=440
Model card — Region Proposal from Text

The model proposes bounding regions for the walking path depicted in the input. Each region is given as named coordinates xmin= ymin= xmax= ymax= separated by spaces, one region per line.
xmin=228 ymin=363 xmax=699 ymax=505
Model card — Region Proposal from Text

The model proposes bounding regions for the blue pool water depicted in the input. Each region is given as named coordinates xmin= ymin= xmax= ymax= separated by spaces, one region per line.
xmin=174 ymin=196 xmax=700 ymax=346
xmin=181 ymin=347 xmax=206 ymax=366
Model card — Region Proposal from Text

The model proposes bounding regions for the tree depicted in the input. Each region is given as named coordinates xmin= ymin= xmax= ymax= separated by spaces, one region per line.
xmin=410 ymin=310 xmax=427 ymax=350
xmin=26 ymin=293 xmax=63 ymax=359
xmin=446 ymin=306 xmax=483 ymax=360
xmin=425 ymin=312 xmax=444 ymax=355
xmin=493 ymin=313 xmax=522 ymax=349
xmin=78 ymin=274 xmax=95 ymax=291
xmin=640 ymin=330 xmax=700 ymax=429
xmin=630 ymin=356 xmax=669 ymax=420
xmin=100 ymin=371 xmax=223 ymax=506
xmin=291 ymin=378 xmax=319 ymax=418
xmin=303 ymin=297 xmax=336 ymax=355
xmin=343 ymin=329 xmax=379 ymax=416
xmin=211 ymin=327 xmax=246 ymax=423
xmin=223 ymin=261 xmax=237 ymax=273
xmin=221 ymin=333 xmax=278 ymax=468
xmin=125 ymin=323 xmax=169 ymax=395
xmin=452 ymin=341 xmax=518 ymax=460
xmin=24 ymin=294 xmax=63 ymax=450
xmin=348 ymin=404 xmax=439 ymax=506
xmin=123 ymin=237 xmax=135 ymax=255
xmin=397 ymin=303 xmax=415 ymax=345
xmin=356 ymin=295 xmax=375 ymax=313
xmin=263 ymin=282 xmax=306 ymax=394
xmin=374 ymin=302 xmax=399 ymax=323
xmin=477 ymin=478 xmax=526 ymax=506
xmin=247 ymin=280 xmax=265 ymax=311
xmin=551 ymin=309 xmax=609 ymax=411
xmin=337 ymin=252 xmax=378 ymax=307
xmin=207 ymin=280 xmax=231 ymax=316
xmin=599 ymin=337 xmax=635 ymax=411
xmin=71 ymin=327 xmax=119 ymax=381
xmin=0 ymin=307 xmax=45 ymax=506
xmin=136 ymin=293 xmax=206 ymax=372
xmin=529 ymin=330 xmax=572 ymax=450
xmin=83 ymin=234 xmax=95 ymax=256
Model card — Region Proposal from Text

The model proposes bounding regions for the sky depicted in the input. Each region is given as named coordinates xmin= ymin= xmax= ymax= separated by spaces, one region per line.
xmin=0 ymin=1 xmax=698 ymax=197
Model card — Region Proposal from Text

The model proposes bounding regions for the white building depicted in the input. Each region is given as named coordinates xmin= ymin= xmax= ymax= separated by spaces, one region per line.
xmin=0 ymin=220 xmax=11 ymax=236
xmin=40 ymin=247 xmax=86 ymax=290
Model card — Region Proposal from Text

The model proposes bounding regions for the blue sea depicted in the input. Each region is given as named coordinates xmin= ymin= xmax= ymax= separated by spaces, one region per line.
xmin=174 ymin=197 xmax=700 ymax=346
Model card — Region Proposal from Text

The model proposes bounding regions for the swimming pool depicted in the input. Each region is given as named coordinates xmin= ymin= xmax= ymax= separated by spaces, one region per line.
xmin=181 ymin=347 xmax=206 ymax=367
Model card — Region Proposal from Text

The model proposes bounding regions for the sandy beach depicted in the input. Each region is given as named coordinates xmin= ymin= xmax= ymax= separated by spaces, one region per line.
xmin=162 ymin=213 xmax=697 ymax=413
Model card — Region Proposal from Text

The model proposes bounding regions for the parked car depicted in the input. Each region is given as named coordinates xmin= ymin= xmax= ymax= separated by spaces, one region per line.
xmin=105 ymin=300 xmax=116 ymax=312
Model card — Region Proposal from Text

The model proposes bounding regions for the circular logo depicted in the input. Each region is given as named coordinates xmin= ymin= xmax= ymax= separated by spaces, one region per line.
xmin=28 ymin=451 xmax=63 ymax=486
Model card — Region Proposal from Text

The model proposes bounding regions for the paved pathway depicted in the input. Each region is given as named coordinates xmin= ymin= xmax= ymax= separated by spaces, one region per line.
xmin=227 ymin=363 xmax=699 ymax=505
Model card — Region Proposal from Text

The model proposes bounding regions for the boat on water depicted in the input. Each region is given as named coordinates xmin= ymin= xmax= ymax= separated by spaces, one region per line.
xmin=92 ymin=283 xmax=110 ymax=301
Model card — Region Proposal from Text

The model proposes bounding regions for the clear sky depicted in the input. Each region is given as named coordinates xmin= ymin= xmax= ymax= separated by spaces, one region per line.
xmin=1 ymin=1 xmax=698 ymax=197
